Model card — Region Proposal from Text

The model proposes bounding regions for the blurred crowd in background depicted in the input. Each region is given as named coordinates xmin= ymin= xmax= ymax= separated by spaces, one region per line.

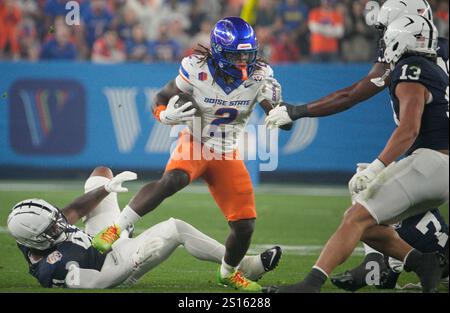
xmin=0 ymin=0 xmax=449 ymax=64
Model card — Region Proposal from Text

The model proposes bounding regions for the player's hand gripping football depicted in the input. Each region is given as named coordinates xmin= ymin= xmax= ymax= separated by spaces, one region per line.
xmin=348 ymin=159 xmax=385 ymax=195
xmin=159 ymin=95 xmax=197 ymax=125
xmin=104 ymin=171 xmax=138 ymax=193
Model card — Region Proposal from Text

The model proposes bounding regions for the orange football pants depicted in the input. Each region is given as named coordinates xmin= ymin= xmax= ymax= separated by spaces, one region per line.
xmin=165 ymin=132 xmax=256 ymax=222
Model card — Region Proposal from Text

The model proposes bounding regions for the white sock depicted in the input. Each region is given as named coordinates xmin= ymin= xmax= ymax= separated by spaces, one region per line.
xmin=312 ymin=265 xmax=329 ymax=278
xmin=238 ymin=255 xmax=264 ymax=281
xmin=363 ymin=243 xmax=383 ymax=256
xmin=220 ymin=258 xmax=237 ymax=278
xmin=115 ymin=205 xmax=141 ymax=230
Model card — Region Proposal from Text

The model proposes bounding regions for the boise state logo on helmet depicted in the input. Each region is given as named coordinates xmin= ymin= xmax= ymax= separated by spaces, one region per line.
xmin=210 ymin=17 xmax=258 ymax=80
xmin=213 ymin=19 xmax=236 ymax=47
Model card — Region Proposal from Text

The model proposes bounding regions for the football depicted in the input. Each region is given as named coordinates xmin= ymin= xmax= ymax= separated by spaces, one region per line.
xmin=174 ymin=92 xmax=201 ymax=116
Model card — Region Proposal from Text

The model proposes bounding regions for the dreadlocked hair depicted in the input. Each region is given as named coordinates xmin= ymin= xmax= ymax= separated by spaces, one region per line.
xmin=193 ymin=44 xmax=268 ymax=84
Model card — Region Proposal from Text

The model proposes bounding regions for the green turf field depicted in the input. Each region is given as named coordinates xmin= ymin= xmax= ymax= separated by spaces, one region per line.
xmin=0 ymin=182 xmax=448 ymax=293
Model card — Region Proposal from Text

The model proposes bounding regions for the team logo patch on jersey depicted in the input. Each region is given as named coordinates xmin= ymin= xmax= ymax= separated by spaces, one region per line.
xmin=198 ymin=72 xmax=208 ymax=81
xmin=46 ymin=251 xmax=63 ymax=264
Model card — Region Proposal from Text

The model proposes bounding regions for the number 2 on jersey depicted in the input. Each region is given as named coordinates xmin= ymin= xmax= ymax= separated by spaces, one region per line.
xmin=211 ymin=108 xmax=238 ymax=125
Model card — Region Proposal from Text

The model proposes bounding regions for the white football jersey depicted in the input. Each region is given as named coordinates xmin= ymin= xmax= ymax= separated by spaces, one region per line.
xmin=175 ymin=55 xmax=274 ymax=154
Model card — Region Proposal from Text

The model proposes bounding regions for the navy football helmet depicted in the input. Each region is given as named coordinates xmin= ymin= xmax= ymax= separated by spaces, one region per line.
xmin=210 ymin=17 xmax=258 ymax=80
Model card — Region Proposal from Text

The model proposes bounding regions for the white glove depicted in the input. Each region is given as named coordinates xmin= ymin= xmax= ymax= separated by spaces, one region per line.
xmin=104 ymin=171 xmax=137 ymax=193
xmin=159 ymin=95 xmax=197 ymax=125
xmin=265 ymin=105 xmax=293 ymax=129
xmin=349 ymin=163 xmax=369 ymax=201
xmin=348 ymin=159 xmax=385 ymax=195
xmin=258 ymin=77 xmax=282 ymax=106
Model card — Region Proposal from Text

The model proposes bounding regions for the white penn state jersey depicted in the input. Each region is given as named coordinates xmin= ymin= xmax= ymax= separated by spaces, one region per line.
xmin=175 ymin=55 xmax=274 ymax=154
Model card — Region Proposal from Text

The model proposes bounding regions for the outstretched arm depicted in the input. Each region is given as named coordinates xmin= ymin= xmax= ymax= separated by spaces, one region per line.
xmin=62 ymin=187 xmax=110 ymax=225
xmin=62 ymin=171 xmax=137 ymax=225
xmin=265 ymin=63 xmax=390 ymax=128
xmin=289 ymin=62 xmax=390 ymax=119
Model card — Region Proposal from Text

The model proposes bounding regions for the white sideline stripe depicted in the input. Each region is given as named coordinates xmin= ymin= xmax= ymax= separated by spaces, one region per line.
xmin=0 ymin=226 xmax=363 ymax=256
xmin=0 ymin=182 xmax=349 ymax=196
xmin=0 ymin=182 xmax=83 ymax=192
xmin=248 ymin=244 xmax=364 ymax=256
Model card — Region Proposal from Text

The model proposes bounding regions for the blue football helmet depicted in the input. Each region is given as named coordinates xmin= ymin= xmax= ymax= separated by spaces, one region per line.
xmin=210 ymin=17 xmax=258 ymax=80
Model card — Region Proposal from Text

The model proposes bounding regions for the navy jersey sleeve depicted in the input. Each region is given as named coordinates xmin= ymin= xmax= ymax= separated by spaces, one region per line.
xmin=390 ymin=56 xmax=436 ymax=92
xmin=437 ymin=37 xmax=449 ymax=62
xmin=34 ymin=250 xmax=68 ymax=288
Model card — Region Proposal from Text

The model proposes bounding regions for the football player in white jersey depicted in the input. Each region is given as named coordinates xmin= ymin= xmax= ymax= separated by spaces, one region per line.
xmin=92 ymin=17 xmax=287 ymax=291
xmin=7 ymin=166 xmax=283 ymax=289
xmin=265 ymin=0 xmax=449 ymax=292
xmin=264 ymin=14 xmax=448 ymax=293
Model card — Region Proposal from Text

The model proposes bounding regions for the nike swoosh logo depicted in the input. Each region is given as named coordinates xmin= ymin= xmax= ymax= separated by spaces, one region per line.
xmin=269 ymin=248 xmax=278 ymax=266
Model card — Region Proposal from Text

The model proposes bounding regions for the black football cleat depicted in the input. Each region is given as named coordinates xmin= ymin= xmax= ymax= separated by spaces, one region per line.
xmin=376 ymin=270 xmax=400 ymax=290
xmin=261 ymin=246 xmax=282 ymax=272
xmin=331 ymin=252 xmax=387 ymax=292
xmin=413 ymin=252 xmax=448 ymax=293
xmin=251 ymin=246 xmax=282 ymax=281
xmin=262 ymin=281 xmax=320 ymax=293
xmin=331 ymin=271 xmax=362 ymax=292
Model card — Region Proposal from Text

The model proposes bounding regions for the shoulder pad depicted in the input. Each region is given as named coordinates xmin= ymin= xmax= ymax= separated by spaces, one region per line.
xmin=179 ymin=55 xmax=202 ymax=81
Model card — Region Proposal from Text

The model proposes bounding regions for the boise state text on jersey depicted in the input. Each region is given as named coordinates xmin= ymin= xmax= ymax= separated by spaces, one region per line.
xmin=175 ymin=55 xmax=274 ymax=154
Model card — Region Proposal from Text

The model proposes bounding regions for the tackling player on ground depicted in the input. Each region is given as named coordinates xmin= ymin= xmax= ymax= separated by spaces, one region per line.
xmin=264 ymin=13 xmax=449 ymax=293
xmin=7 ymin=167 xmax=282 ymax=288
xmin=91 ymin=17 xmax=288 ymax=291
xmin=265 ymin=0 xmax=449 ymax=291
